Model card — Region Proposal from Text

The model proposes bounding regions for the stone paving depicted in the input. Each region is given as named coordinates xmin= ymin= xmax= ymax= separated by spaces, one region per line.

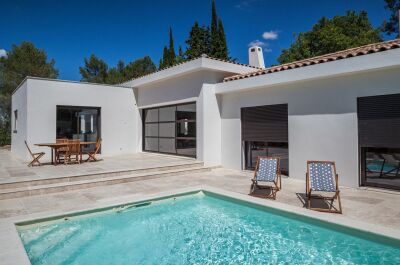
xmin=0 ymin=150 xmax=197 ymax=184
xmin=1 ymin=168 xmax=399 ymax=230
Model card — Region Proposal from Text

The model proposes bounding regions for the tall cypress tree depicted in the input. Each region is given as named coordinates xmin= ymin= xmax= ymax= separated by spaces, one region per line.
xmin=209 ymin=0 xmax=228 ymax=60
xmin=176 ymin=45 xmax=185 ymax=63
xmin=168 ymin=27 xmax=176 ymax=64
xmin=210 ymin=0 xmax=219 ymax=57
xmin=217 ymin=18 xmax=228 ymax=59
xmin=159 ymin=46 xmax=169 ymax=69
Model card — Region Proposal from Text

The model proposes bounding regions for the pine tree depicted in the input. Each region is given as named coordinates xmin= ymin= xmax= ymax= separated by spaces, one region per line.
xmin=185 ymin=22 xmax=211 ymax=59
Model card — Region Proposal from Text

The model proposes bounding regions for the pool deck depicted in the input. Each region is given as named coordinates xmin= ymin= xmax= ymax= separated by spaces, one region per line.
xmin=0 ymin=150 xmax=198 ymax=184
xmin=1 ymin=165 xmax=400 ymax=264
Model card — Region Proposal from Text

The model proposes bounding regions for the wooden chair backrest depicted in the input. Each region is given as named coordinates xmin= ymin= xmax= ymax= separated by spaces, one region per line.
xmin=24 ymin=140 xmax=34 ymax=156
xmin=56 ymin=138 xmax=68 ymax=143
xmin=67 ymin=139 xmax=80 ymax=154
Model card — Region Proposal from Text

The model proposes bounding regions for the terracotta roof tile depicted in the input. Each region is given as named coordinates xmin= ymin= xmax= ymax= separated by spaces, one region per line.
xmin=223 ymin=39 xmax=400 ymax=82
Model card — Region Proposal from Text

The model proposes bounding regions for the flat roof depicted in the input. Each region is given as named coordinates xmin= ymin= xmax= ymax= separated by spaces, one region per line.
xmin=12 ymin=76 xmax=132 ymax=95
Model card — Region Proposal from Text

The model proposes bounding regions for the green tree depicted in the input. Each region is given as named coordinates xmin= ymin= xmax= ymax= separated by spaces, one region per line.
xmin=217 ymin=18 xmax=228 ymax=59
xmin=159 ymin=46 xmax=170 ymax=69
xmin=176 ymin=46 xmax=186 ymax=63
xmin=278 ymin=11 xmax=382 ymax=64
xmin=0 ymin=42 xmax=58 ymax=145
xmin=382 ymin=0 xmax=400 ymax=37
xmin=106 ymin=60 xmax=125 ymax=84
xmin=159 ymin=28 xmax=177 ymax=69
xmin=123 ymin=56 xmax=156 ymax=80
xmin=209 ymin=0 xmax=229 ymax=59
xmin=210 ymin=0 xmax=219 ymax=57
xmin=168 ymin=27 xmax=176 ymax=64
xmin=185 ymin=22 xmax=210 ymax=59
xmin=105 ymin=56 xmax=156 ymax=85
xmin=79 ymin=54 xmax=109 ymax=83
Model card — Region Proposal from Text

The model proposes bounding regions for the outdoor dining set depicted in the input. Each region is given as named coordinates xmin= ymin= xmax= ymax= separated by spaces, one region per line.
xmin=24 ymin=138 xmax=102 ymax=166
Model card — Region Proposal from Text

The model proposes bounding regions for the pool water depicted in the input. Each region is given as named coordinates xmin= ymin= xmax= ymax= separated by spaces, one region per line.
xmin=18 ymin=192 xmax=400 ymax=265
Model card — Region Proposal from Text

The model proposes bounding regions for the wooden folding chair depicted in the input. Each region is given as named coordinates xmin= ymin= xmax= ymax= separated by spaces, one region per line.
xmin=85 ymin=138 xmax=102 ymax=162
xmin=55 ymin=138 xmax=68 ymax=163
xmin=250 ymin=156 xmax=281 ymax=200
xmin=64 ymin=139 xmax=81 ymax=164
xmin=306 ymin=160 xmax=342 ymax=214
xmin=25 ymin=141 xmax=45 ymax=167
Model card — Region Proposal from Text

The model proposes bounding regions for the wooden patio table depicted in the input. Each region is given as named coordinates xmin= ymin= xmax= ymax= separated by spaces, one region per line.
xmin=35 ymin=141 xmax=97 ymax=165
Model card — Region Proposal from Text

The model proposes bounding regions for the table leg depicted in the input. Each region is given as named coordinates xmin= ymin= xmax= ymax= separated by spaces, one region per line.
xmin=51 ymin=148 xmax=54 ymax=165
xmin=53 ymin=148 xmax=58 ymax=166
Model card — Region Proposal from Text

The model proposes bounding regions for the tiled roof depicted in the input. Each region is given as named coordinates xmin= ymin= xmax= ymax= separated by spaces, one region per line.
xmin=125 ymin=54 xmax=261 ymax=84
xmin=223 ymin=39 xmax=400 ymax=82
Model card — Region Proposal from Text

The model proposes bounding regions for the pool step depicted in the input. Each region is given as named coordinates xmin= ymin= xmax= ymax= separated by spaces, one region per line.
xmin=0 ymin=161 xmax=204 ymax=190
xmin=0 ymin=166 xmax=211 ymax=200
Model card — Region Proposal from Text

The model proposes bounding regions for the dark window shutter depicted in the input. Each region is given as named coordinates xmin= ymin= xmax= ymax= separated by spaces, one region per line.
xmin=358 ymin=93 xmax=400 ymax=148
xmin=241 ymin=104 xmax=288 ymax=142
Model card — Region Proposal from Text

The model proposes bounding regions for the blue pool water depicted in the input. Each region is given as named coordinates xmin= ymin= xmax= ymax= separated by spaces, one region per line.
xmin=18 ymin=192 xmax=400 ymax=265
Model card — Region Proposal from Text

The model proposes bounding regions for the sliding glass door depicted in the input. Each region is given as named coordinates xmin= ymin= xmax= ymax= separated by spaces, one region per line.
xmin=56 ymin=106 xmax=101 ymax=143
xmin=143 ymin=103 xmax=196 ymax=157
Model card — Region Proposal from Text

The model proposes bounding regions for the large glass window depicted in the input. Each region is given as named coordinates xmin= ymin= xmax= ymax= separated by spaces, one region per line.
xmin=143 ymin=103 xmax=196 ymax=157
xmin=244 ymin=141 xmax=289 ymax=175
xmin=358 ymin=94 xmax=400 ymax=190
xmin=56 ymin=106 xmax=100 ymax=144
xmin=241 ymin=104 xmax=289 ymax=175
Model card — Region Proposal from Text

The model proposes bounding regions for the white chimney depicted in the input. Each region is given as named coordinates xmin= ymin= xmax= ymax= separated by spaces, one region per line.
xmin=248 ymin=46 xmax=265 ymax=68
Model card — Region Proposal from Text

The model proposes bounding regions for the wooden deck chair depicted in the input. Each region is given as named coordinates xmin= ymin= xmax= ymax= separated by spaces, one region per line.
xmin=85 ymin=138 xmax=102 ymax=162
xmin=64 ymin=139 xmax=81 ymax=164
xmin=250 ymin=156 xmax=281 ymax=200
xmin=306 ymin=161 xmax=342 ymax=214
xmin=55 ymin=138 xmax=68 ymax=163
xmin=25 ymin=141 xmax=45 ymax=167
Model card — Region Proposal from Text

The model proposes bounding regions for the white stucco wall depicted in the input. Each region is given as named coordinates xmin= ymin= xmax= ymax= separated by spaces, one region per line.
xmin=11 ymin=78 xmax=138 ymax=161
xmin=219 ymin=67 xmax=400 ymax=187
xmin=136 ymin=70 xmax=230 ymax=108
xmin=134 ymin=70 xmax=233 ymax=163
xmin=197 ymin=84 xmax=222 ymax=166
xmin=11 ymin=81 xmax=28 ymax=160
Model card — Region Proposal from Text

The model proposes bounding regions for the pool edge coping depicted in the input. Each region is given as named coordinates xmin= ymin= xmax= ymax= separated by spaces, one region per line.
xmin=1 ymin=185 xmax=400 ymax=264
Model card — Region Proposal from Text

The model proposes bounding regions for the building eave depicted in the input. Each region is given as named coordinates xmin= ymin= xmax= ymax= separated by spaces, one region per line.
xmin=215 ymin=48 xmax=400 ymax=95
xmin=121 ymin=56 xmax=258 ymax=88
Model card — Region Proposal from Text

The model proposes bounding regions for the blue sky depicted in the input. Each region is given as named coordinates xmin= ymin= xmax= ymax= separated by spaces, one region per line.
xmin=0 ymin=0 xmax=393 ymax=80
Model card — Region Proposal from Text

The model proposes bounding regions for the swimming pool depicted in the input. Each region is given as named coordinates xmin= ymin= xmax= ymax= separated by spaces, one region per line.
xmin=17 ymin=191 xmax=400 ymax=265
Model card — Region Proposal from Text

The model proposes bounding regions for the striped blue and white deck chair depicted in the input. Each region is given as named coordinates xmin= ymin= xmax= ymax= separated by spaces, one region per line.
xmin=251 ymin=156 xmax=281 ymax=200
xmin=306 ymin=161 xmax=342 ymax=214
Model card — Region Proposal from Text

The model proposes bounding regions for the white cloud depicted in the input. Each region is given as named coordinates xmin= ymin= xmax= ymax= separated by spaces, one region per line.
xmin=248 ymin=40 xmax=266 ymax=47
xmin=262 ymin=31 xmax=278 ymax=40
xmin=235 ymin=0 xmax=259 ymax=10
xmin=0 ymin=49 xmax=7 ymax=58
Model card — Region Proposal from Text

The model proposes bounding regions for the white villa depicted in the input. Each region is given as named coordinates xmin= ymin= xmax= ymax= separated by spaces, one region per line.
xmin=11 ymin=39 xmax=400 ymax=190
